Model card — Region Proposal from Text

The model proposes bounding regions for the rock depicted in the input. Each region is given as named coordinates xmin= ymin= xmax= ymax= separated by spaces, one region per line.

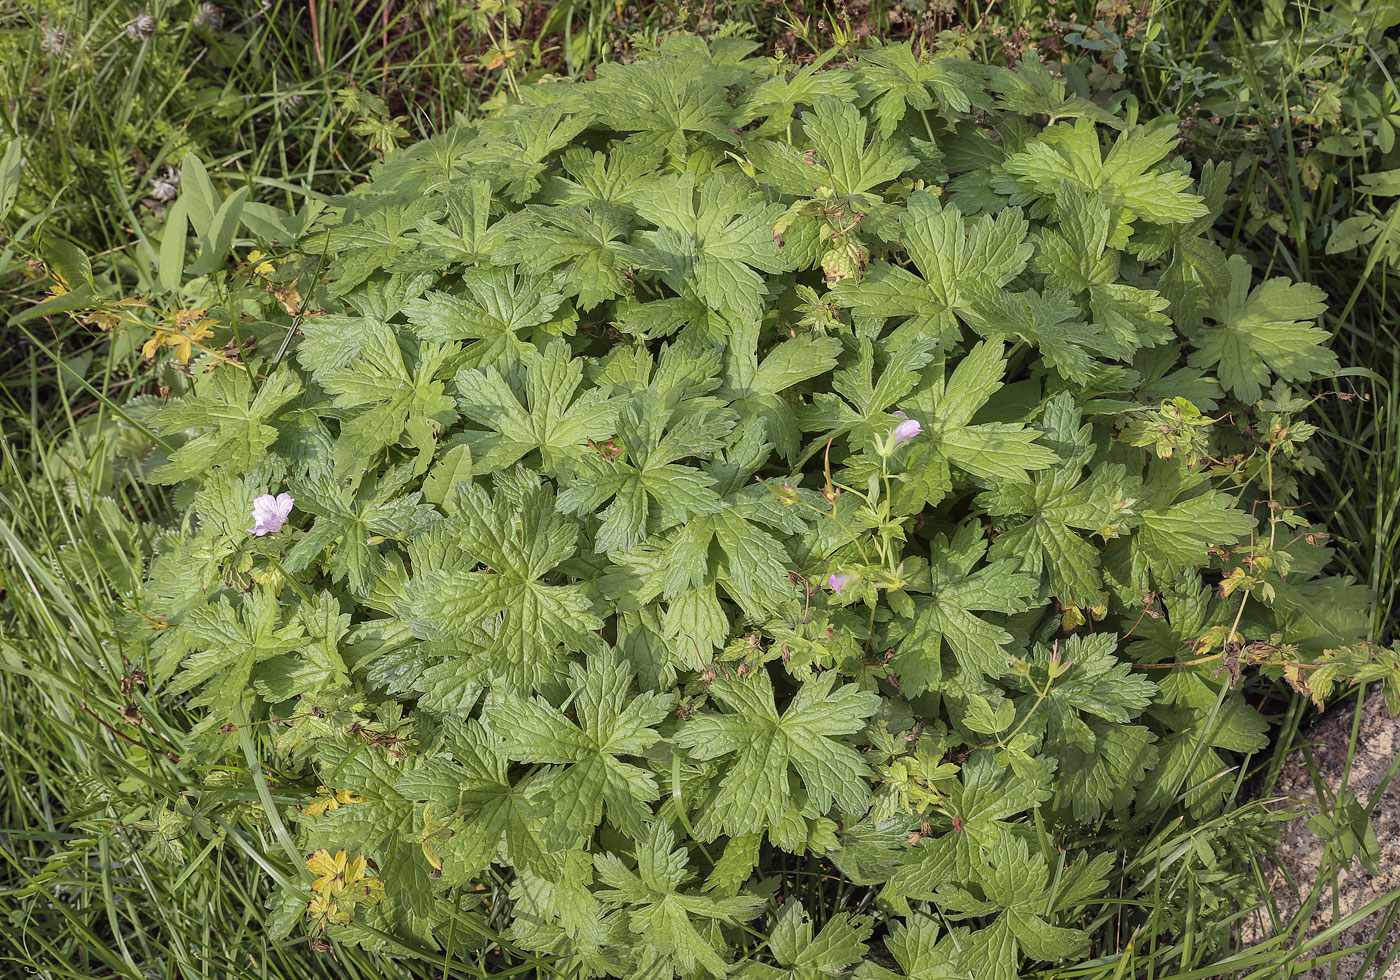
xmin=1243 ymin=684 xmax=1400 ymax=978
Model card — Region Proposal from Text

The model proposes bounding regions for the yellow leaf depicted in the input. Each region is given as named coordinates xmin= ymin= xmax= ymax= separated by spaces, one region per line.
xmin=247 ymin=250 xmax=276 ymax=278
xmin=306 ymin=848 xmax=348 ymax=895
xmin=305 ymin=785 xmax=370 ymax=817
xmin=422 ymin=836 xmax=443 ymax=871
xmin=304 ymin=786 xmax=337 ymax=817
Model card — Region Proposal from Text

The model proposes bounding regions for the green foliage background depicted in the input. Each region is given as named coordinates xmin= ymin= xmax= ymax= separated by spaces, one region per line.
xmin=3 ymin=3 xmax=1400 ymax=980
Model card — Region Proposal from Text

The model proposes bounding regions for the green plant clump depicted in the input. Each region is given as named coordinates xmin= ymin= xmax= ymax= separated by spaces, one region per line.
xmin=102 ymin=34 xmax=1398 ymax=977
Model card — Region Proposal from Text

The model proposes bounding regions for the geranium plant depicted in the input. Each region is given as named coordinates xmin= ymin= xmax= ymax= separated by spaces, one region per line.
xmin=97 ymin=34 xmax=1398 ymax=978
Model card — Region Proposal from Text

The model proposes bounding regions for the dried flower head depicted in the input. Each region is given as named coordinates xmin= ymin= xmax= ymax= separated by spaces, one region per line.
xmin=40 ymin=22 xmax=69 ymax=56
xmin=193 ymin=2 xmax=224 ymax=31
xmin=149 ymin=165 xmax=181 ymax=202
xmin=126 ymin=12 xmax=156 ymax=40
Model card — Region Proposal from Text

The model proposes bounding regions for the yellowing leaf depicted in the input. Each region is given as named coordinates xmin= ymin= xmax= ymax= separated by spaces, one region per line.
xmin=305 ymin=785 xmax=370 ymax=817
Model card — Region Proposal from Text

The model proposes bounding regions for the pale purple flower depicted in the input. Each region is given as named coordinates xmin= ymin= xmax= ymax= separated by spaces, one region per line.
xmin=249 ymin=493 xmax=294 ymax=536
xmin=828 ymin=573 xmax=852 ymax=595
xmin=892 ymin=417 xmax=923 ymax=447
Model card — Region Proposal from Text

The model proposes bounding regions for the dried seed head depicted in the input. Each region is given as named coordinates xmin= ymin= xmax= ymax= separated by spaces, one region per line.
xmin=40 ymin=22 xmax=69 ymax=56
xmin=194 ymin=2 xmax=224 ymax=31
xmin=126 ymin=12 xmax=156 ymax=40
xmin=150 ymin=164 xmax=181 ymax=202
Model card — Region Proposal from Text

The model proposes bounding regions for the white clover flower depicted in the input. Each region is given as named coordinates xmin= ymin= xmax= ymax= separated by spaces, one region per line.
xmin=249 ymin=493 xmax=294 ymax=536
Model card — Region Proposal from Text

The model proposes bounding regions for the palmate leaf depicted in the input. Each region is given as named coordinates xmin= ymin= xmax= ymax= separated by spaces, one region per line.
xmin=1031 ymin=181 xmax=1172 ymax=358
xmin=736 ymin=50 xmax=859 ymax=132
xmin=493 ymin=203 xmax=639 ymax=311
xmin=1010 ymin=634 xmax=1159 ymax=820
xmin=407 ymin=177 xmax=524 ymax=265
xmin=830 ymin=191 xmax=1031 ymax=346
xmin=1142 ymin=161 xmax=1233 ymax=333
xmin=750 ymin=95 xmax=913 ymax=281
xmin=284 ymin=464 xmax=438 ymax=596
xmin=934 ymin=836 xmax=1101 ymax=980
xmin=167 ymin=589 xmax=305 ymax=714
xmin=595 ymin=822 xmax=766 ymax=978
xmin=592 ymin=339 xmax=727 ymax=415
xmin=797 ymin=335 xmax=939 ymax=464
xmin=395 ymin=720 xmax=564 ymax=884
xmin=310 ymin=194 xmax=446 ymax=295
xmin=853 ymin=43 xmax=994 ymax=137
xmin=255 ymin=592 xmax=352 ymax=702
xmin=675 ymin=667 xmax=879 ymax=837
xmin=402 ymin=474 xmax=602 ymax=698
xmin=300 ymin=319 xmax=458 ymax=474
xmin=464 ymin=104 xmax=593 ymax=203
xmin=1140 ymin=693 xmax=1269 ymax=815
xmin=489 ymin=649 xmax=676 ymax=841
xmin=965 ymin=287 xmax=1114 ymax=385
xmin=603 ymin=418 xmax=808 ymax=626
xmin=541 ymin=146 xmax=665 ymax=211
xmin=364 ymin=123 xmax=476 ymax=195
xmin=556 ymin=393 xmax=731 ymax=555
xmin=1105 ymin=458 xmax=1255 ymax=599
xmin=454 ymin=339 xmax=621 ymax=478
xmin=149 ymin=363 xmax=302 ymax=484
xmin=892 ymin=522 xmax=1040 ymax=695
xmin=749 ymin=95 xmax=914 ymax=198
xmin=993 ymin=52 xmax=1124 ymax=128
xmin=1186 ymin=254 xmax=1336 ymax=403
xmin=862 ymin=913 xmax=972 ymax=980
xmin=979 ymin=393 xmax=1129 ymax=607
xmin=508 ymin=849 xmax=618 ymax=970
xmin=631 ymin=170 xmax=786 ymax=322
xmin=999 ymin=117 xmax=1208 ymax=226
xmin=893 ymin=340 xmax=1059 ymax=510
xmin=403 ymin=267 xmax=567 ymax=368
xmin=589 ymin=44 xmax=747 ymax=150
xmin=881 ymin=755 xmax=1051 ymax=911
xmin=738 ymin=899 xmax=872 ymax=980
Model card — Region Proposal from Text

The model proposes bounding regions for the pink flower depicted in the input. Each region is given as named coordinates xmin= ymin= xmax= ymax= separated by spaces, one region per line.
xmin=892 ymin=417 xmax=923 ymax=447
xmin=249 ymin=492 xmax=294 ymax=536
xmin=828 ymin=573 xmax=852 ymax=595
